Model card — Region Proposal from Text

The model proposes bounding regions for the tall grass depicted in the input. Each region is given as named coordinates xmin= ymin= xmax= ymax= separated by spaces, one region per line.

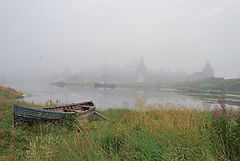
xmin=16 ymin=108 xmax=218 ymax=161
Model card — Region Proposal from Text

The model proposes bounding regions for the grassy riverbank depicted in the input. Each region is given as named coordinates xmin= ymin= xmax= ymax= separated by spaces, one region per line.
xmin=176 ymin=79 xmax=240 ymax=92
xmin=1 ymin=86 xmax=240 ymax=160
xmin=0 ymin=86 xmax=23 ymax=100
xmin=175 ymin=79 xmax=240 ymax=105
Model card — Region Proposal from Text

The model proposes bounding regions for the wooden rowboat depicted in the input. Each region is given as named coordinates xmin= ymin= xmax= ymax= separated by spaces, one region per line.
xmin=13 ymin=101 xmax=98 ymax=125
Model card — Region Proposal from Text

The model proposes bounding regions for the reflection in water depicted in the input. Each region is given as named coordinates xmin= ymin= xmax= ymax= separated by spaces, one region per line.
xmin=19 ymin=85 xmax=211 ymax=110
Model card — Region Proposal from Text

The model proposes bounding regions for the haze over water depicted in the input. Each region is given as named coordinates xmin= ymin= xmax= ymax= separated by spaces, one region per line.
xmin=0 ymin=0 xmax=239 ymax=109
xmin=1 ymin=0 xmax=240 ymax=78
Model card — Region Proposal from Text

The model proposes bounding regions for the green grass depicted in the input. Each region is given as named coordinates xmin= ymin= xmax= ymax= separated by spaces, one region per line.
xmin=1 ymin=86 xmax=240 ymax=160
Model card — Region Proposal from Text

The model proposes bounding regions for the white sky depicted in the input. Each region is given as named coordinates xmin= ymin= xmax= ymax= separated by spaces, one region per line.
xmin=0 ymin=0 xmax=240 ymax=77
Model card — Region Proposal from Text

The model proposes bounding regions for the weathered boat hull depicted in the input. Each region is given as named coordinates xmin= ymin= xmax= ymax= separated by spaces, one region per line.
xmin=13 ymin=101 xmax=95 ymax=125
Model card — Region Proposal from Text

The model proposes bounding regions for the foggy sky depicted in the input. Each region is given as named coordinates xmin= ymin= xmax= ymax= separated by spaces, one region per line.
xmin=0 ymin=0 xmax=240 ymax=78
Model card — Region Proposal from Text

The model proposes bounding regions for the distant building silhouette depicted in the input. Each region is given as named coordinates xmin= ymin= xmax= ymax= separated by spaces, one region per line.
xmin=188 ymin=60 xmax=215 ymax=81
xmin=136 ymin=57 xmax=148 ymax=82
xmin=202 ymin=60 xmax=215 ymax=78
xmin=63 ymin=58 xmax=216 ymax=84
xmin=136 ymin=57 xmax=148 ymax=75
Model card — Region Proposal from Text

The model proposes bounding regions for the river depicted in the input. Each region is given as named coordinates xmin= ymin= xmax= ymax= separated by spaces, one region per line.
xmin=11 ymin=84 xmax=220 ymax=110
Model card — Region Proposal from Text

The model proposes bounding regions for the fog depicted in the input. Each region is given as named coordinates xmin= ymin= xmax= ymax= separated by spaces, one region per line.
xmin=1 ymin=0 xmax=240 ymax=81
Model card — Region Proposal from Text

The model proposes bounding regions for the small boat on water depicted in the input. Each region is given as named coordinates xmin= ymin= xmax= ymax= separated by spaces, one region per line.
xmin=94 ymin=82 xmax=117 ymax=89
xmin=13 ymin=101 xmax=106 ymax=125
xmin=50 ymin=79 xmax=65 ymax=88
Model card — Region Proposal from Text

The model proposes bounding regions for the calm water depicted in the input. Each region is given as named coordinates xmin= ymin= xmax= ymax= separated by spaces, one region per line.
xmin=13 ymin=84 xmax=213 ymax=110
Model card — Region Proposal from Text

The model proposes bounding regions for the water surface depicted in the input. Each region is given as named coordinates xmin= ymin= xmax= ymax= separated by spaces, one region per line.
xmin=15 ymin=85 xmax=213 ymax=110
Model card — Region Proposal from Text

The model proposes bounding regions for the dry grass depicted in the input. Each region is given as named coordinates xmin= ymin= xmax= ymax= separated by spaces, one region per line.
xmin=19 ymin=103 xmax=218 ymax=160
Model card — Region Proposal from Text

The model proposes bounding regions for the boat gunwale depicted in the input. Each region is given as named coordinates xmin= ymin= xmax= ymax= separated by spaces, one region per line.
xmin=41 ymin=101 xmax=95 ymax=110
xmin=13 ymin=104 xmax=76 ymax=115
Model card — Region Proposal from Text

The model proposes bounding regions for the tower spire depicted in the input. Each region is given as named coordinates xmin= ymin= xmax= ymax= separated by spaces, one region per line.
xmin=202 ymin=60 xmax=215 ymax=78
xmin=136 ymin=57 xmax=147 ymax=75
